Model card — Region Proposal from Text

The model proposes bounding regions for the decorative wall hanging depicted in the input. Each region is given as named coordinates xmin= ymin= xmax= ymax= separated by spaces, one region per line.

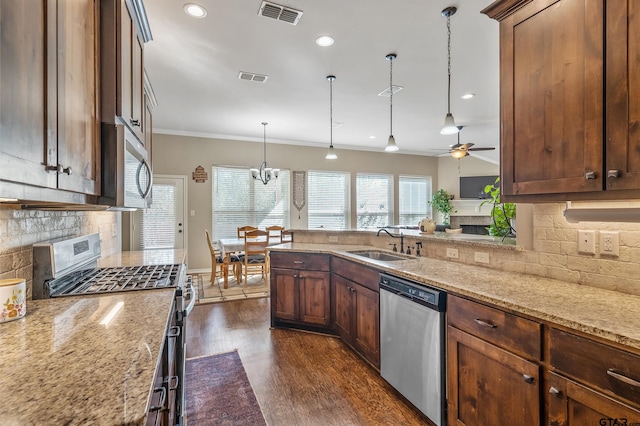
xmin=293 ymin=170 xmax=306 ymax=219
xmin=192 ymin=165 xmax=208 ymax=183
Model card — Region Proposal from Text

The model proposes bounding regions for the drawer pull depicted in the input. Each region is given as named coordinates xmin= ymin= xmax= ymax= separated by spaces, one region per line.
xmin=474 ymin=318 xmax=497 ymax=328
xmin=523 ymin=374 xmax=535 ymax=384
xmin=548 ymin=386 xmax=562 ymax=397
xmin=607 ymin=368 xmax=640 ymax=387
xmin=293 ymin=261 xmax=304 ymax=264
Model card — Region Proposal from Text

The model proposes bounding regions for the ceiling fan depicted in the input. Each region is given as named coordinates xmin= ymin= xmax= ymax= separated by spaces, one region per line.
xmin=449 ymin=126 xmax=496 ymax=158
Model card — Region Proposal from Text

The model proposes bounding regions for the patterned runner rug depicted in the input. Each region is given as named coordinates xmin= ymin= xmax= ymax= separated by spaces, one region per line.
xmin=185 ymin=351 xmax=266 ymax=425
xmin=192 ymin=273 xmax=269 ymax=304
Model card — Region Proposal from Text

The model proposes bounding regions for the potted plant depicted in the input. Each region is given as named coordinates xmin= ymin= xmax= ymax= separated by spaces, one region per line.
xmin=481 ymin=177 xmax=516 ymax=238
xmin=429 ymin=189 xmax=455 ymax=227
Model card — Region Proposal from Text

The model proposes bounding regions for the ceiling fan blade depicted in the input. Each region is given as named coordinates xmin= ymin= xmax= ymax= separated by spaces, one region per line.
xmin=468 ymin=147 xmax=496 ymax=151
xmin=460 ymin=143 xmax=474 ymax=150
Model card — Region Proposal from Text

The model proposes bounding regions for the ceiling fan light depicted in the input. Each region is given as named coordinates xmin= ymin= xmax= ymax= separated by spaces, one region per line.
xmin=451 ymin=149 xmax=468 ymax=159
xmin=440 ymin=113 xmax=459 ymax=135
xmin=325 ymin=144 xmax=337 ymax=160
xmin=385 ymin=135 xmax=399 ymax=152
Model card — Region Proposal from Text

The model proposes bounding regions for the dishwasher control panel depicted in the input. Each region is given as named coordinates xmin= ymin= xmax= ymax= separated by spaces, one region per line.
xmin=379 ymin=273 xmax=446 ymax=311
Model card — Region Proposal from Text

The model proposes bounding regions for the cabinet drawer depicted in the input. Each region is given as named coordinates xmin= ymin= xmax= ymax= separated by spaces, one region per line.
xmin=549 ymin=328 xmax=640 ymax=408
xmin=331 ymin=257 xmax=380 ymax=292
xmin=447 ymin=295 xmax=541 ymax=360
xmin=269 ymin=252 xmax=330 ymax=271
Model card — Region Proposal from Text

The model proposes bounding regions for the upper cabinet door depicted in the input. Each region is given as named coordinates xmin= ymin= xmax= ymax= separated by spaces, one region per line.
xmin=499 ymin=0 xmax=604 ymax=198
xmin=606 ymin=0 xmax=640 ymax=191
xmin=56 ymin=0 xmax=100 ymax=195
xmin=0 ymin=0 xmax=57 ymax=189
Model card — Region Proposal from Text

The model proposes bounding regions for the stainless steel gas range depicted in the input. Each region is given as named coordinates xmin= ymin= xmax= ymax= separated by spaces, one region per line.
xmin=32 ymin=233 xmax=194 ymax=426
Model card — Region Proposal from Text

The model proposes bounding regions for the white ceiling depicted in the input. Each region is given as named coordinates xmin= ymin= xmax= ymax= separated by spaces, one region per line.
xmin=143 ymin=0 xmax=500 ymax=163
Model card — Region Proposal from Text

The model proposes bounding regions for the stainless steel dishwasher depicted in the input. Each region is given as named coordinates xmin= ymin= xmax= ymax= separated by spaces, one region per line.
xmin=379 ymin=273 xmax=446 ymax=426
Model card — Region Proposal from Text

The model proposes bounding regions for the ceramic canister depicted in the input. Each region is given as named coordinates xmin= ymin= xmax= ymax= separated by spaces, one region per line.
xmin=0 ymin=278 xmax=26 ymax=323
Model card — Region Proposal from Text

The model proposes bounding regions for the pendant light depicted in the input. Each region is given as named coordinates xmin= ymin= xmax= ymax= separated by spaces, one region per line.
xmin=385 ymin=53 xmax=399 ymax=152
xmin=440 ymin=6 xmax=460 ymax=135
xmin=325 ymin=75 xmax=337 ymax=160
xmin=250 ymin=122 xmax=279 ymax=185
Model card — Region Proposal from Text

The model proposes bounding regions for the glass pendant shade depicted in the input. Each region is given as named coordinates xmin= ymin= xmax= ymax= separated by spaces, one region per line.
xmin=451 ymin=148 xmax=468 ymax=159
xmin=251 ymin=122 xmax=278 ymax=185
xmin=385 ymin=135 xmax=399 ymax=152
xmin=440 ymin=113 xmax=459 ymax=135
xmin=325 ymin=144 xmax=337 ymax=159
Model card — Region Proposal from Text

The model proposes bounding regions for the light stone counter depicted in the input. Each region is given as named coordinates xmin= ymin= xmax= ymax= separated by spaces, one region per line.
xmin=0 ymin=249 xmax=186 ymax=425
xmin=271 ymin=243 xmax=640 ymax=351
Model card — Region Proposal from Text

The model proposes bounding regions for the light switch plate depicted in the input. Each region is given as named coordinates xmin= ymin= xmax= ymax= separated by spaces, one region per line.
xmin=578 ymin=230 xmax=596 ymax=254
xmin=446 ymin=248 xmax=459 ymax=259
xmin=600 ymin=231 xmax=619 ymax=257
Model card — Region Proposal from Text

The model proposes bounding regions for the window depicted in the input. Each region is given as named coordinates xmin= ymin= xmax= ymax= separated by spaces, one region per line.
xmin=212 ymin=166 xmax=290 ymax=239
xmin=356 ymin=173 xmax=393 ymax=229
xmin=398 ymin=175 xmax=432 ymax=226
xmin=307 ymin=171 xmax=350 ymax=229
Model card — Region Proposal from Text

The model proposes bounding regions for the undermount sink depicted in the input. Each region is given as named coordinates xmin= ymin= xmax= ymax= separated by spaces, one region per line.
xmin=347 ymin=250 xmax=411 ymax=262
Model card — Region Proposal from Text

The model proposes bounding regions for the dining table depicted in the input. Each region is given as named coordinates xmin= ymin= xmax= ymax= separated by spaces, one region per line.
xmin=218 ymin=237 xmax=273 ymax=288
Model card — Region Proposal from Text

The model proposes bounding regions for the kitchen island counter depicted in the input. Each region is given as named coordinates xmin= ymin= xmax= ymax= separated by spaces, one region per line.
xmin=271 ymin=242 xmax=640 ymax=352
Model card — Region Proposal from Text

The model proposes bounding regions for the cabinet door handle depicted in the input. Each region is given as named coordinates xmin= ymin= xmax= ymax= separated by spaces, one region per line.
xmin=293 ymin=261 xmax=304 ymax=264
xmin=607 ymin=169 xmax=620 ymax=178
xmin=607 ymin=368 xmax=640 ymax=387
xmin=149 ymin=386 xmax=167 ymax=411
xmin=548 ymin=386 xmax=562 ymax=397
xmin=130 ymin=119 xmax=141 ymax=127
xmin=585 ymin=171 xmax=597 ymax=180
xmin=473 ymin=318 xmax=497 ymax=328
xmin=523 ymin=375 xmax=535 ymax=384
xmin=45 ymin=164 xmax=63 ymax=173
xmin=62 ymin=166 xmax=72 ymax=175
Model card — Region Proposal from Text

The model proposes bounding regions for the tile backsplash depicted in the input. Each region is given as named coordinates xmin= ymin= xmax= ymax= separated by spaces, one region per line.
xmin=0 ymin=208 xmax=121 ymax=298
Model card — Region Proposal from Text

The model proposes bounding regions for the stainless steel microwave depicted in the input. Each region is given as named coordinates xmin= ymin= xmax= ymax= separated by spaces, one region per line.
xmin=100 ymin=121 xmax=152 ymax=209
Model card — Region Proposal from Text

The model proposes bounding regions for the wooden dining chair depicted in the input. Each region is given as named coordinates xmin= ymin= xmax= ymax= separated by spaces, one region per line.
xmin=281 ymin=230 xmax=293 ymax=243
xmin=237 ymin=225 xmax=258 ymax=239
xmin=241 ymin=229 xmax=270 ymax=287
xmin=266 ymin=225 xmax=285 ymax=244
xmin=205 ymin=230 xmax=241 ymax=284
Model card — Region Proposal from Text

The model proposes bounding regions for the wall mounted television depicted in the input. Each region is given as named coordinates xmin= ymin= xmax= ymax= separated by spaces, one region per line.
xmin=459 ymin=175 xmax=499 ymax=199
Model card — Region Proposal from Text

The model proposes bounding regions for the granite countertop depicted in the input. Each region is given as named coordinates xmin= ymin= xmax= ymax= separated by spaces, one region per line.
xmin=271 ymin=243 xmax=640 ymax=352
xmin=0 ymin=249 xmax=186 ymax=426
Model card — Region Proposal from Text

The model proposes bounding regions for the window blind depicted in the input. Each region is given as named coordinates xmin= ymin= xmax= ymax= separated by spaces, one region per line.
xmin=137 ymin=183 xmax=176 ymax=249
xmin=212 ymin=166 xmax=290 ymax=239
xmin=356 ymin=173 xmax=393 ymax=229
xmin=399 ymin=175 xmax=432 ymax=226
xmin=307 ymin=170 xmax=350 ymax=229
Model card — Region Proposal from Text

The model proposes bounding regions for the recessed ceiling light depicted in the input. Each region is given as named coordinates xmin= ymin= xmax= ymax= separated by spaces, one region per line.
xmin=369 ymin=136 xmax=376 ymax=139
xmin=315 ymin=35 xmax=334 ymax=47
xmin=184 ymin=3 xmax=207 ymax=18
xmin=461 ymin=92 xmax=475 ymax=100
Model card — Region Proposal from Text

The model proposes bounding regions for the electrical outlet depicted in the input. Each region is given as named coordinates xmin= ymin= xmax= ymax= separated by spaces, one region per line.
xmin=600 ymin=231 xmax=619 ymax=256
xmin=190 ymin=210 xmax=196 ymax=217
xmin=474 ymin=252 xmax=490 ymax=264
xmin=446 ymin=248 xmax=459 ymax=259
xmin=111 ymin=223 xmax=118 ymax=237
xmin=578 ymin=230 xmax=596 ymax=254
xmin=328 ymin=235 xmax=338 ymax=243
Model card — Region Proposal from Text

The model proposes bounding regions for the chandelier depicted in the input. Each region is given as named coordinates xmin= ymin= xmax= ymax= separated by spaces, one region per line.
xmin=250 ymin=122 xmax=279 ymax=185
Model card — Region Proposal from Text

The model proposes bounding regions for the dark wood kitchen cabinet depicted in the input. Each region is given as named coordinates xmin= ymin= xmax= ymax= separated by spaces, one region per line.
xmin=447 ymin=295 xmax=542 ymax=425
xmin=331 ymin=257 xmax=380 ymax=369
xmin=0 ymin=0 xmax=100 ymax=200
xmin=270 ymin=252 xmax=331 ymax=330
xmin=483 ymin=0 xmax=640 ymax=202
xmin=547 ymin=328 xmax=640 ymax=425
xmin=101 ymin=0 xmax=151 ymax=144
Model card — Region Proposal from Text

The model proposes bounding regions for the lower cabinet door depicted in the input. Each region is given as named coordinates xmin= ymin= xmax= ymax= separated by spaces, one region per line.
xmin=270 ymin=268 xmax=297 ymax=322
xmin=332 ymin=274 xmax=354 ymax=341
xmin=352 ymin=283 xmax=379 ymax=368
xmin=447 ymin=326 xmax=540 ymax=426
xmin=547 ymin=371 xmax=640 ymax=426
xmin=298 ymin=270 xmax=330 ymax=326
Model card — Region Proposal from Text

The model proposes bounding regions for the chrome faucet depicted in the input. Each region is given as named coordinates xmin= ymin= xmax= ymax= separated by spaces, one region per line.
xmin=377 ymin=228 xmax=405 ymax=254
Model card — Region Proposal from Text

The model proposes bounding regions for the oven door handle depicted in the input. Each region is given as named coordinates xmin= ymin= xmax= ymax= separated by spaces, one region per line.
xmin=184 ymin=279 xmax=196 ymax=316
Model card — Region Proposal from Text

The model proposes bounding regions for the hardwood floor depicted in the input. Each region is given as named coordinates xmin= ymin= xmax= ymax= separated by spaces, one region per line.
xmin=186 ymin=298 xmax=430 ymax=425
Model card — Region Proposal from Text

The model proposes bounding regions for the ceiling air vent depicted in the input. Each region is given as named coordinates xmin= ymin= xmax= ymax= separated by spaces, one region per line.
xmin=378 ymin=85 xmax=404 ymax=97
xmin=238 ymin=71 xmax=268 ymax=83
xmin=258 ymin=1 xmax=303 ymax=25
